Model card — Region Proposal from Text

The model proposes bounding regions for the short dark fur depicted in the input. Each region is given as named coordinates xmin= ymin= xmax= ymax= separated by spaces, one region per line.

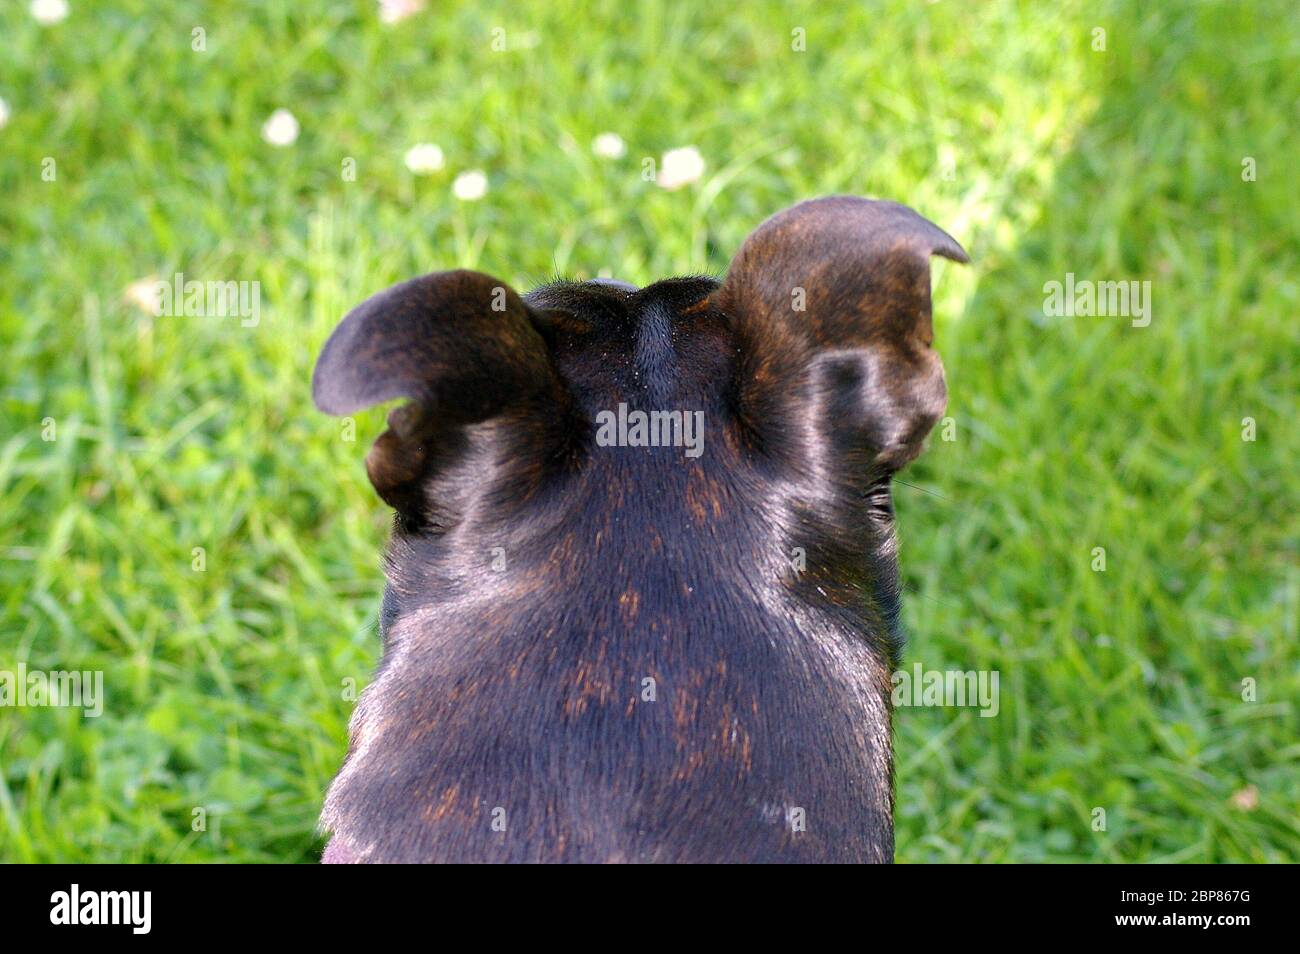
xmin=313 ymin=197 xmax=967 ymax=862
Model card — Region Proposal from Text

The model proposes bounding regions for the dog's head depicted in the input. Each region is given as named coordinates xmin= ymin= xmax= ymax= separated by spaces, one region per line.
xmin=313 ymin=196 xmax=966 ymax=601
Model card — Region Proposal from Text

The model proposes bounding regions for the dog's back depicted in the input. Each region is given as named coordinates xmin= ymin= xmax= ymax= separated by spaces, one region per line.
xmin=313 ymin=198 xmax=967 ymax=862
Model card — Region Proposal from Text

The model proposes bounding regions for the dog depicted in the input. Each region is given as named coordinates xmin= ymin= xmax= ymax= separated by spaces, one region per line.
xmin=312 ymin=196 xmax=967 ymax=862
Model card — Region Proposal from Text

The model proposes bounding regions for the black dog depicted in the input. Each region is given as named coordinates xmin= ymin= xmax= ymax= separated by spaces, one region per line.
xmin=313 ymin=196 xmax=967 ymax=862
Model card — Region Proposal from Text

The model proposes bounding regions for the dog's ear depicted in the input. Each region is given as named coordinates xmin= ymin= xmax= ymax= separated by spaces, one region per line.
xmin=313 ymin=269 xmax=568 ymax=511
xmin=717 ymin=196 xmax=968 ymax=470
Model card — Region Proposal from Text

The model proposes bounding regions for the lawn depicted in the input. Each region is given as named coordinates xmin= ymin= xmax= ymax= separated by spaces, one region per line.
xmin=0 ymin=0 xmax=1295 ymax=862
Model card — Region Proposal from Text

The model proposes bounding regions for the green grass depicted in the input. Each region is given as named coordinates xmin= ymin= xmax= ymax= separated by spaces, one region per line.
xmin=1 ymin=0 xmax=1295 ymax=862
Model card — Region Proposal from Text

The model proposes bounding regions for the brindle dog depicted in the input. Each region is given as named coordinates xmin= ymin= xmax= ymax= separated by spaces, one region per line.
xmin=313 ymin=196 xmax=968 ymax=862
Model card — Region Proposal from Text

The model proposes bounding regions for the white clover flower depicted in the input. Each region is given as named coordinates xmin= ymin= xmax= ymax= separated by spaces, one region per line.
xmin=378 ymin=0 xmax=424 ymax=25
xmin=261 ymin=109 xmax=299 ymax=147
xmin=0 ymin=97 xmax=10 ymax=131
xmin=404 ymin=143 xmax=445 ymax=175
xmin=452 ymin=170 xmax=488 ymax=201
xmin=592 ymin=132 xmax=627 ymax=160
xmin=657 ymin=146 xmax=705 ymax=191
xmin=124 ymin=276 xmax=163 ymax=314
xmin=31 ymin=0 xmax=69 ymax=25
